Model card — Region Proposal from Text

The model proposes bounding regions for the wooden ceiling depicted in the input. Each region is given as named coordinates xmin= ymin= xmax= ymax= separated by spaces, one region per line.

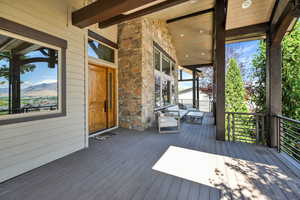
xmin=72 ymin=0 xmax=277 ymax=66
xmin=226 ymin=0 xmax=276 ymax=30
xmin=167 ymin=12 xmax=214 ymax=66
xmin=144 ymin=0 xmax=276 ymax=66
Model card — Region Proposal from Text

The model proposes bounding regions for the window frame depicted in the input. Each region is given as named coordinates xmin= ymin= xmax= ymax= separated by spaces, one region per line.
xmin=153 ymin=44 xmax=176 ymax=108
xmin=87 ymin=37 xmax=116 ymax=65
xmin=0 ymin=17 xmax=67 ymax=126
xmin=87 ymin=30 xmax=118 ymax=66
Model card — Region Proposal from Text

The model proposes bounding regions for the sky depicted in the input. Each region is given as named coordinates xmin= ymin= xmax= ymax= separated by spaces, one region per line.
xmin=0 ymin=50 xmax=58 ymax=89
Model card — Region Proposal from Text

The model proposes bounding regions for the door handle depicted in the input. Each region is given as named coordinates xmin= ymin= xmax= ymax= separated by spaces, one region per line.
xmin=104 ymin=100 xmax=107 ymax=112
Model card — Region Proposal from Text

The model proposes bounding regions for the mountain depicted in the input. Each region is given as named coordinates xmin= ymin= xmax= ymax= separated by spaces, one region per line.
xmin=0 ymin=88 xmax=8 ymax=96
xmin=0 ymin=83 xmax=57 ymax=97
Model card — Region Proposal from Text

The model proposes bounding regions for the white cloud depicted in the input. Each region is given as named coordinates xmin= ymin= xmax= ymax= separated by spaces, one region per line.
xmin=35 ymin=79 xmax=57 ymax=85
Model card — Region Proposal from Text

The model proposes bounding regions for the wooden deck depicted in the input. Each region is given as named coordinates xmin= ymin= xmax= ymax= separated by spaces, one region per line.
xmin=1 ymin=113 xmax=300 ymax=200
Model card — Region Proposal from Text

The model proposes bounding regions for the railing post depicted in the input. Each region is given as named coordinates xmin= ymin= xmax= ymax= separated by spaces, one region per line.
xmin=277 ymin=116 xmax=281 ymax=152
xmin=232 ymin=114 xmax=235 ymax=142
xmin=262 ymin=115 xmax=265 ymax=145
xmin=256 ymin=115 xmax=259 ymax=144
xmin=227 ymin=113 xmax=230 ymax=141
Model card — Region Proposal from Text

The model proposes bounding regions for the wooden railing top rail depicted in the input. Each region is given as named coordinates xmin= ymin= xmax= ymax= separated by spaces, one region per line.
xmin=275 ymin=114 xmax=300 ymax=124
xmin=225 ymin=112 xmax=265 ymax=116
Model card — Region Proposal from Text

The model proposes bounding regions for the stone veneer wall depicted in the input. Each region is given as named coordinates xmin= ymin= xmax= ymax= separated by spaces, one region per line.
xmin=118 ymin=17 xmax=178 ymax=130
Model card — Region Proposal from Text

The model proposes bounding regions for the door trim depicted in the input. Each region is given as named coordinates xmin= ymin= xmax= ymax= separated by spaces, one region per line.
xmin=87 ymin=62 xmax=118 ymax=135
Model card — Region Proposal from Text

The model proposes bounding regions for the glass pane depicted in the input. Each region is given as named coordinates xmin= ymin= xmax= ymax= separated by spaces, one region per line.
xmin=162 ymin=79 xmax=171 ymax=106
xmin=88 ymin=39 xmax=115 ymax=63
xmin=182 ymin=71 xmax=192 ymax=79
xmin=155 ymin=74 xmax=161 ymax=107
xmin=162 ymin=56 xmax=170 ymax=75
xmin=178 ymin=81 xmax=193 ymax=106
xmin=0 ymin=34 xmax=59 ymax=116
xmin=172 ymin=84 xmax=177 ymax=104
xmin=154 ymin=48 xmax=161 ymax=71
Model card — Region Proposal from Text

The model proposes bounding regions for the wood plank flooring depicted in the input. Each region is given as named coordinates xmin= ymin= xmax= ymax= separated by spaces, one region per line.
xmin=0 ymin=113 xmax=299 ymax=200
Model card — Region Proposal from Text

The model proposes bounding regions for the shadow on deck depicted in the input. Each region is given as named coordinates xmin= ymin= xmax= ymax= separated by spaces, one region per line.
xmin=0 ymin=113 xmax=299 ymax=200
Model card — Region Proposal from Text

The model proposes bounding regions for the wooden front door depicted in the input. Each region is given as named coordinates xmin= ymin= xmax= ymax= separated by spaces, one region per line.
xmin=89 ymin=64 xmax=116 ymax=134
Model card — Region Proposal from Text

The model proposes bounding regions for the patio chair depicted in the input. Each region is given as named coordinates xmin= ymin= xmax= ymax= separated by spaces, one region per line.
xmin=157 ymin=110 xmax=180 ymax=133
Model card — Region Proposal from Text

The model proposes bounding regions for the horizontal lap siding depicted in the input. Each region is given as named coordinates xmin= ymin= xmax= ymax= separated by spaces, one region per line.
xmin=0 ymin=0 xmax=86 ymax=182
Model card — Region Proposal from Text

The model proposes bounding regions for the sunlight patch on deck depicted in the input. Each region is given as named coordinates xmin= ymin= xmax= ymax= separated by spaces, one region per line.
xmin=152 ymin=146 xmax=292 ymax=199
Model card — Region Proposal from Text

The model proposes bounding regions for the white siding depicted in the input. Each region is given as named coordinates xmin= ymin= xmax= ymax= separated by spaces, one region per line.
xmin=0 ymin=0 xmax=117 ymax=182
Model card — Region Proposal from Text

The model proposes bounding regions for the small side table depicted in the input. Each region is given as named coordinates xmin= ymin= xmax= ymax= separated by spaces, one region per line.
xmin=186 ymin=111 xmax=204 ymax=124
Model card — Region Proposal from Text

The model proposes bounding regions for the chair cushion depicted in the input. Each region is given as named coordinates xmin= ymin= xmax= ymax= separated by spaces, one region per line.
xmin=160 ymin=117 xmax=178 ymax=127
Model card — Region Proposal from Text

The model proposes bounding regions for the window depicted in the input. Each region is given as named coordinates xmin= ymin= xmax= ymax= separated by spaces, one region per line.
xmin=155 ymin=73 xmax=161 ymax=107
xmin=162 ymin=80 xmax=171 ymax=105
xmin=162 ymin=55 xmax=170 ymax=75
xmin=0 ymin=20 xmax=66 ymax=125
xmin=153 ymin=44 xmax=177 ymax=108
xmin=88 ymin=38 xmax=115 ymax=63
xmin=154 ymin=48 xmax=161 ymax=71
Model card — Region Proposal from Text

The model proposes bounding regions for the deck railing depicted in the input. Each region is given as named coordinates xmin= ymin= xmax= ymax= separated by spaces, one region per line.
xmin=275 ymin=115 xmax=300 ymax=163
xmin=178 ymin=99 xmax=212 ymax=112
xmin=226 ymin=112 xmax=266 ymax=144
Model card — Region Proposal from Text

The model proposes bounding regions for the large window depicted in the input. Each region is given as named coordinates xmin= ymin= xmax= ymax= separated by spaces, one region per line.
xmin=0 ymin=24 xmax=66 ymax=124
xmin=154 ymin=45 xmax=177 ymax=108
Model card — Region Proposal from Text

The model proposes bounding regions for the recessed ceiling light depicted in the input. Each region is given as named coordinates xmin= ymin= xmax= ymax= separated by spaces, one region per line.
xmin=190 ymin=0 xmax=197 ymax=4
xmin=199 ymin=30 xmax=204 ymax=34
xmin=185 ymin=54 xmax=189 ymax=58
xmin=180 ymin=34 xmax=185 ymax=37
xmin=242 ymin=0 xmax=252 ymax=9
xmin=201 ymin=52 xmax=206 ymax=56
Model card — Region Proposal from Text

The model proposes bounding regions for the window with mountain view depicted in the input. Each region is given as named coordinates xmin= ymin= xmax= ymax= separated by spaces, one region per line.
xmin=0 ymin=33 xmax=59 ymax=117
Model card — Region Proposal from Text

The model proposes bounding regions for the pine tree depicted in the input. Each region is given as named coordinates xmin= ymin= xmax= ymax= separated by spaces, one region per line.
xmin=225 ymin=58 xmax=248 ymax=113
xmin=252 ymin=21 xmax=300 ymax=120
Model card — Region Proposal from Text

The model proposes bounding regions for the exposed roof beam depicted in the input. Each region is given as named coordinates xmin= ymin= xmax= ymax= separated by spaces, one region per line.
xmin=14 ymin=43 xmax=40 ymax=55
xmin=99 ymin=0 xmax=190 ymax=28
xmin=226 ymin=23 xmax=269 ymax=39
xmin=166 ymin=8 xmax=214 ymax=24
xmin=0 ymin=38 xmax=16 ymax=51
xmin=181 ymin=65 xmax=202 ymax=73
xmin=72 ymin=0 xmax=159 ymax=28
xmin=271 ymin=0 xmax=300 ymax=43
xmin=182 ymin=63 xmax=213 ymax=69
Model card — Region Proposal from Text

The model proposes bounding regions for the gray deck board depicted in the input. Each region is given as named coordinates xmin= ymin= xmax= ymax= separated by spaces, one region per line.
xmin=0 ymin=113 xmax=299 ymax=200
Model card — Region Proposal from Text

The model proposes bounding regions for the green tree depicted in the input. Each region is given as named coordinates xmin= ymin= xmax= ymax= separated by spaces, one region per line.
xmin=252 ymin=21 xmax=300 ymax=120
xmin=225 ymin=58 xmax=248 ymax=113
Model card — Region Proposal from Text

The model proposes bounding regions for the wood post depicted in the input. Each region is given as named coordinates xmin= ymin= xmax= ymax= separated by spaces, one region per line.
xmin=192 ymin=70 xmax=196 ymax=108
xmin=214 ymin=0 xmax=226 ymax=141
xmin=10 ymin=53 xmax=21 ymax=114
xmin=196 ymin=76 xmax=200 ymax=109
xmin=266 ymin=33 xmax=282 ymax=147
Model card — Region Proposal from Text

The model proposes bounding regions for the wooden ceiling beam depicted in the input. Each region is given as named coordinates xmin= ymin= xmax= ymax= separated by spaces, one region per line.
xmin=166 ymin=8 xmax=214 ymax=24
xmin=271 ymin=0 xmax=300 ymax=43
xmin=72 ymin=0 xmax=158 ymax=28
xmin=99 ymin=0 xmax=190 ymax=28
xmin=226 ymin=23 xmax=269 ymax=39
xmin=182 ymin=63 xmax=213 ymax=69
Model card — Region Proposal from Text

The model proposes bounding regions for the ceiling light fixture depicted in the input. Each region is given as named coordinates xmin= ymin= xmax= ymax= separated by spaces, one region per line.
xmin=185 ymin=54 xmax=189 ymax=58
xmin=180 ymin=34 xmax=185 ymax=37
xmin=242 ymin=0 xmax=252 ymax=9
xmin=190 ymin=0 xmax=197 ymax=4
xmin=201 ymin=52 xmax=205 ymax=56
